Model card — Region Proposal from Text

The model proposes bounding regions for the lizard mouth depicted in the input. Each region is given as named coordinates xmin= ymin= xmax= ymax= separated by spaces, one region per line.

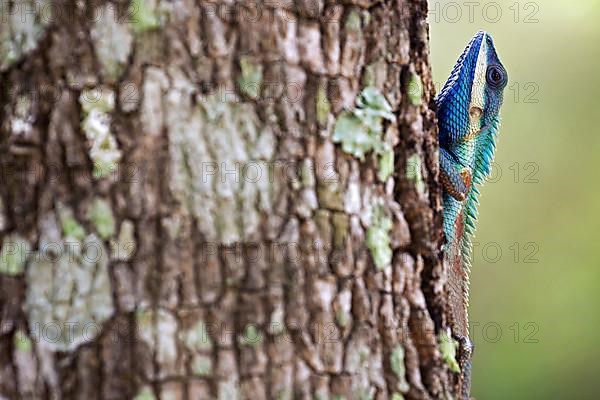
xmin=462 ymin=107 xmax=487 ymax=141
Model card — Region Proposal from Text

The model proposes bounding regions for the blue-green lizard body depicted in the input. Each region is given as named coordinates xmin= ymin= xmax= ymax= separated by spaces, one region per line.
xmin=436 ymin=31 xmax=508 ymax=398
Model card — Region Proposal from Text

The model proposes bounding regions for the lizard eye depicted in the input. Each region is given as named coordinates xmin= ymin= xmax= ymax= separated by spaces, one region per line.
xmin=486 ymin=65 xmax=507 ymax=89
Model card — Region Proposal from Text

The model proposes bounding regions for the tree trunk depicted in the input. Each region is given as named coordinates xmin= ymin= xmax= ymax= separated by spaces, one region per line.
xmin=0 ymin=0 xmax=458 ymax=399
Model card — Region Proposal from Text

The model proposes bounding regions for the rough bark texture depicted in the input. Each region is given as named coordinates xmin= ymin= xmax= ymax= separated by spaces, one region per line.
xmin=0 ymin=0 xmax=457 ymax=399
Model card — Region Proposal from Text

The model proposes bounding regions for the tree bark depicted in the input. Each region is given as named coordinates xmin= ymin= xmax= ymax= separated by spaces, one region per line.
xmin=0 ymin=0 xmax=457 ymax=399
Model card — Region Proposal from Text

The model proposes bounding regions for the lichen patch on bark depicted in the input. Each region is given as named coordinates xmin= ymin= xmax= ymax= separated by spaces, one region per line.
xmin=79 ymin=87 xmax=122 ymax=179
xmin=90 ymin=4 xmax=133 ymax=82
xmin=24 ymin=207 xmax=114 ymax=352
xmin=0 ymin=0 xmax=50 ymax=71
xmin=110 ymin=220 xmax=136 ymax=261
xmin=0 ymin=234 xmax=31 ymax=276
xmin=165 ymin=87 xmax=276 ymax=245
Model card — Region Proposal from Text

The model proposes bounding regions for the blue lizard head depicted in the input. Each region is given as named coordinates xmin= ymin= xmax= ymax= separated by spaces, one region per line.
xmin=436 ymin=31 xmax=508 ymax=148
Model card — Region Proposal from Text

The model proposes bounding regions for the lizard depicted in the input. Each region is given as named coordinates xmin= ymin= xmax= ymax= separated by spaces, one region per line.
xmin=436 ymin=31 xmax=508 ymax=399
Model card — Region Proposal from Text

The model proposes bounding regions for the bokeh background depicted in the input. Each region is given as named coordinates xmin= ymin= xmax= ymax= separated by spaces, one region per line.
xmin=429 ymin=1 xmax=600 ymax=398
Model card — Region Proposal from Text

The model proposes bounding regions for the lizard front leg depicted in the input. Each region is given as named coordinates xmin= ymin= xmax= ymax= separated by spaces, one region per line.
xmin=439 ymin=147 xmax=469 ymax=201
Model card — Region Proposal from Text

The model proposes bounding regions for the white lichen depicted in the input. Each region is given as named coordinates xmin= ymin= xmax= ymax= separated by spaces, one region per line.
xmin=181 ymin=320 xmax=214 ymax=377
xmin=79 ymin=88 xmax=122 ymax=179
xmin=141 ymin=67 xmax=168 ymax=137
xmin=239 ymin=324 xmax=263 ymax=347
xmin=58 ymin=204 xmax=85 ymax=242
xmin=90 ymin=4 xmax=133 ymax=82
xmin=390 ymin=346 xmax=410 ymax=392
xmin=134 ymin=386 xmax=156 ymax=400
xmin=12 ymin=329 xmax=38 ymax=395
xmin=334 ymin=289 xmax=352 ymax=328
xmin=407 ymin=72 xmax=423 ymax=106
xmin=344 ymin=168 xmax=362 ymax=214
xmin=136 ymin=309 xmax=178 ymax=375
xmin=406 ymin=153 xmax=425 ymax=194
xmin=110 ymin=220 xmax=136 ymax=261
xmin=0 ymin=0 xmax=51 ymax=71
xmin=183 ymin=320 xmax=213 ymax=352
xmin=88 ymin=197 xmax=116 ymax=240
xmin=238 ymin=56 xmax=263 ymax=99
xmin=268 ymin=305 xmax=285 ymax=335
xmin=11 ymin=94 xmax=35 ymax=138
xmin=0 ymin=234 xmax=31 ymax=276
xmin=366 ymin=203 xmax=393 ymax=270
xmin=0 ymin=197 xmax=6 ymax=231
xmin=218 ymin=377 xmax=240 ymax=400
xmin=13 ymin=330 xmax=32 ymax=353
xmin=25 ymin=212 xmax=114 ymax=351
xmin=191 ymin=354 xmax=213 ymax=376
xmin=165 ymin=78 xmax=276 ymax=244
xmin=129 ymin=0 xmax=165 ymax=34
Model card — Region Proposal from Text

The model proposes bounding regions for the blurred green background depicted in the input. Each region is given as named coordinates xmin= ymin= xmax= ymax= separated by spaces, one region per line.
xmin=429 ymin=1 xmax=600 ymax=398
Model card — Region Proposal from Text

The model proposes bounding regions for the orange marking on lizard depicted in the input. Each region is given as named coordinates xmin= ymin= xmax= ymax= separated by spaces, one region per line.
xmin=460 ymin=170 xmax=472 ymax=191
